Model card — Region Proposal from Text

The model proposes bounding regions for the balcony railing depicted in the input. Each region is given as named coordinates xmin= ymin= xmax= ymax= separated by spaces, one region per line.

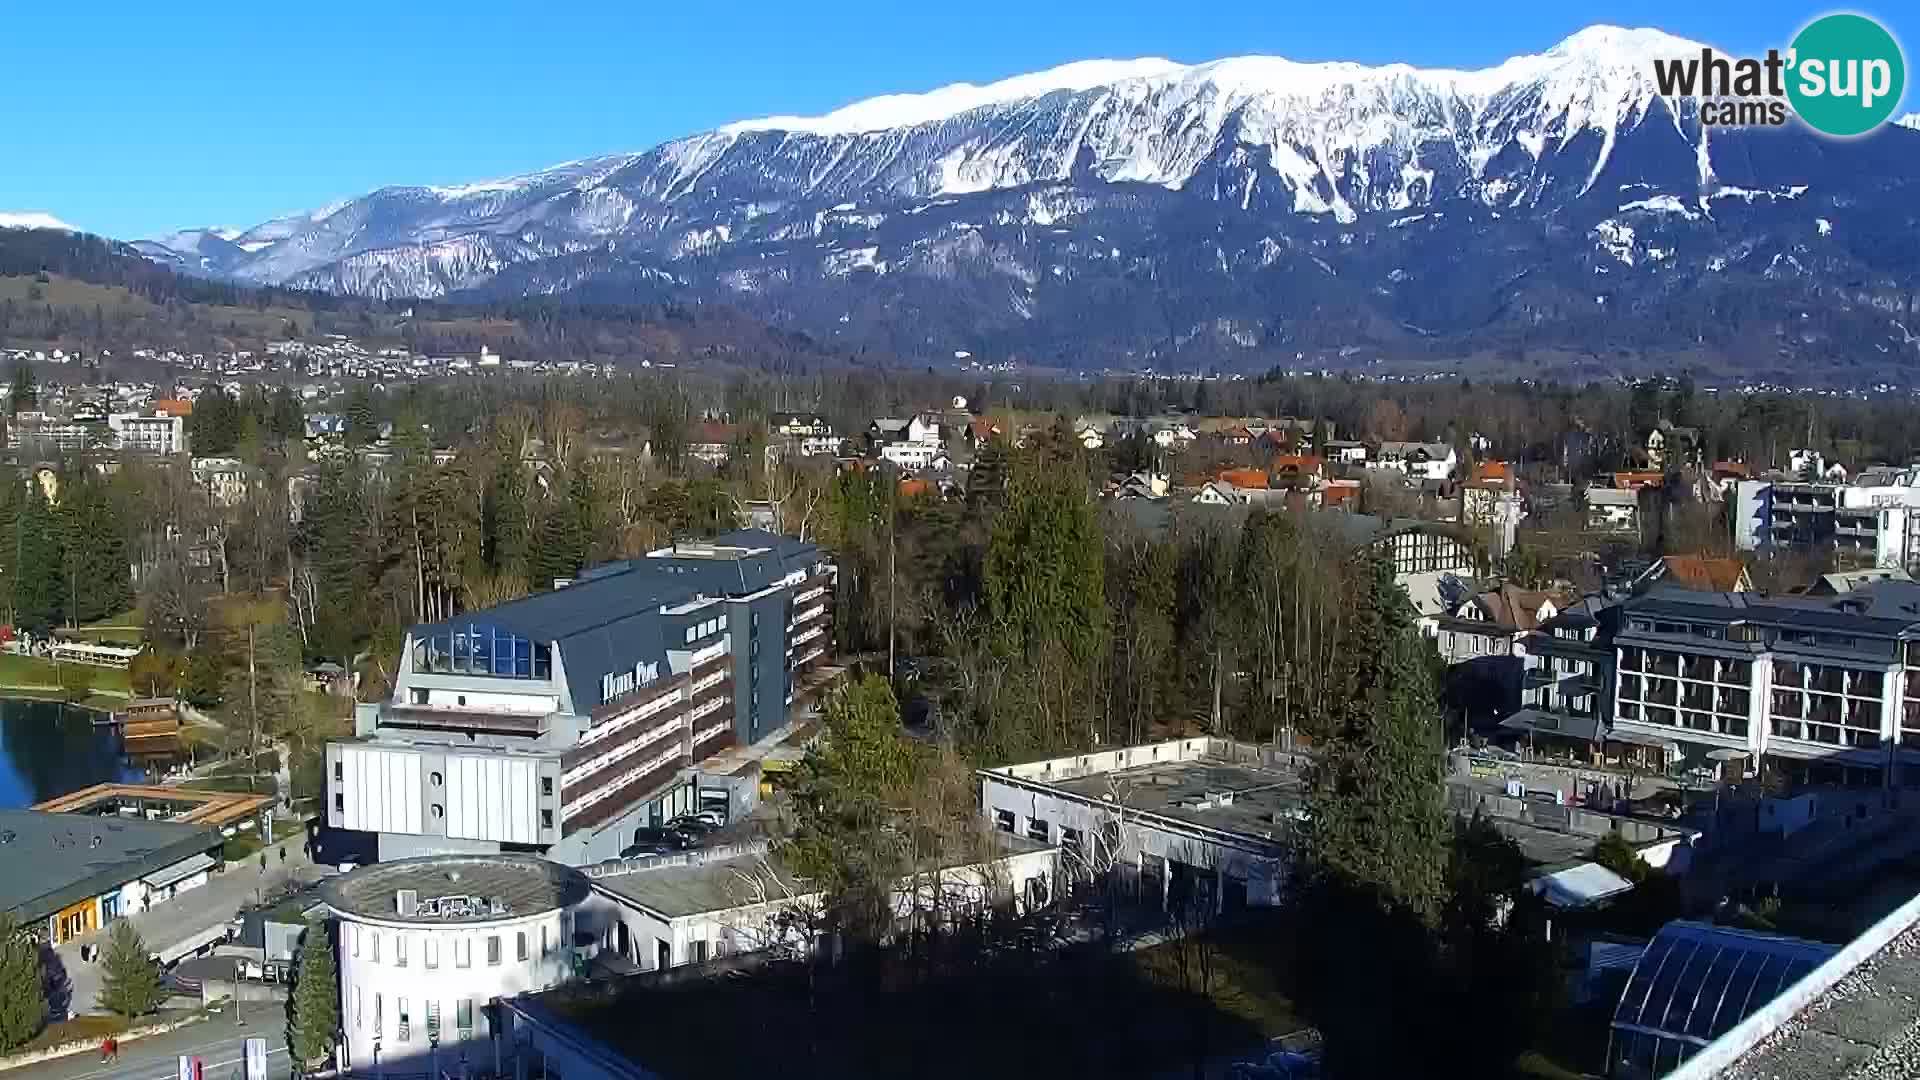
xmin=380 ymin=706 xmax=547 ymax=737
xmin=562 ymin=759 xmax=687 ymax=835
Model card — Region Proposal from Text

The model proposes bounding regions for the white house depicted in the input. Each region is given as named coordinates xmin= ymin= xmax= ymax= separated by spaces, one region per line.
xmin=190 ymin=457 xmax=251 ymax=508
xmin=879 ymin=441 xmax=940 ymax=470
xmin=1325 ymin=440 xmax=1369 ymax=465
xmin=1377 ymin=441 xmax=1458 ymax=481
xmin=1586 ymin=487 xmax=1639 ymax=532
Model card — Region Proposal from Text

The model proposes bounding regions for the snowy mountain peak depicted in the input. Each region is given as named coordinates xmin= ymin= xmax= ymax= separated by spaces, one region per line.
xmin=0 ymin=211 xmax=76 ymax=232
xmin=1541 ymin=24 xmax=1703 ymax=61
xmin=1899 ymin=112 xmax=1920 ymax=130
xmin=721 ymin=57 xmax=1185 ymax=136
xmin=720 ymin=25 xmax=1705 ymax=140
xmin=120 ymin=20 xmax=1918 ymax=381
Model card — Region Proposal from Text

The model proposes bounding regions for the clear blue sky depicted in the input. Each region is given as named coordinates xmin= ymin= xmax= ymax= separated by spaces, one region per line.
xmin=1 ymin=0 xmax=1905 ymax=239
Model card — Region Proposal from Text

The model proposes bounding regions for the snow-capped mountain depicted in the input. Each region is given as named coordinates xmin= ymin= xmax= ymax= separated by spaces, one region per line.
xmin=1 ymin=212 xmax=76 ymax=232
xmin=140 ymin=25 xmax=1920 ymax=375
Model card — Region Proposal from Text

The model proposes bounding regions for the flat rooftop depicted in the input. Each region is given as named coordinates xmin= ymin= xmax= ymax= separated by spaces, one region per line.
xmin=34 ymin=784 xmax=273 ymax=828
xmin=0 ymin=809 xmax=220 ymax=923
xmin=989 ymin=739 xmax=1646 ymax=870
xmin=1044 ymin=759 xmax=1302 ymax=844
xmin=592 ymin=831 xmax=1053 ymax=921
xmin=323 ymin=855 xmax=590 ymax=924
xmin=1494 ymin=820 xmax=1610 ymax=869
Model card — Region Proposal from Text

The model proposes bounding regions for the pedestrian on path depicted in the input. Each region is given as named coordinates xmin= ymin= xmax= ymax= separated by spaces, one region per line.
xmin=279 ymin=846 xmax=286 ymax=865
xmin=258 ymin=852 xmax=267 ymax=875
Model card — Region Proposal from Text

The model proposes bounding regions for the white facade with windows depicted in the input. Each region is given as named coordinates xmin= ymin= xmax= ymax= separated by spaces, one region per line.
xmin=1610 ymin=588 xmax=1920 ymax=787
xmin=107 ymin=412 xmax=184 ymax=455
xmin=879 ymin=441 xmax=940 ymax=470
xmin=324 ymin=856 xmax=589 ymax=1074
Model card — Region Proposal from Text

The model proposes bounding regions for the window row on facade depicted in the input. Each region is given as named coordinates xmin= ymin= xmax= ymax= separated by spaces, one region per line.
xmin=413 ymin=625 xmax=553 ymax=679
xmin=349 ymin=924 xmax=551 ymax=968
xmin=353 ymin=989 xmax=476 ymax=1044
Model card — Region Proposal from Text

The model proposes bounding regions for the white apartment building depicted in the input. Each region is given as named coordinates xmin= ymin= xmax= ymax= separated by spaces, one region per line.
xmin=1610 ymin=584 xmax=1920 ymax=789
xmin=879 ymin=441 xmax=940 ymax=470
xmin=107 ymin=412 xmax=185 ymax=455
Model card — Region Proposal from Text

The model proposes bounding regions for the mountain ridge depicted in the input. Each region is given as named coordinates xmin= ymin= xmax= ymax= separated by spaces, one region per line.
xmin=132 ymin=25 xmax=1920 ymax=379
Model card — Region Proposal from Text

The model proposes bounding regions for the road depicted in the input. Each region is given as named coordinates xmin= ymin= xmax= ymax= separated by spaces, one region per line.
xmin=24 ymin=1001 xmax=291 ymax=1080
xmin=55 ymin=845 xmax=322 ymax=1018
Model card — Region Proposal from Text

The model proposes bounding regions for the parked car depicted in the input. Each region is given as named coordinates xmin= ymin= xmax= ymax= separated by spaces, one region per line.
xmin=620 ymin=828 xmax=690 ymax=858
xmin=666 ymin=816 xmax=718 ymax=842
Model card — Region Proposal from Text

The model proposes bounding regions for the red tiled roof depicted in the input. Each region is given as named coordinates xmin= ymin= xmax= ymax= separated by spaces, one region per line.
xmin=1657 ymin=554 xmax=1749 ymax=592
xmin=1614 ymin=471 xmax=1665 ymax=489
xmin=1217 ymin=468 xmax=1269 ymax=490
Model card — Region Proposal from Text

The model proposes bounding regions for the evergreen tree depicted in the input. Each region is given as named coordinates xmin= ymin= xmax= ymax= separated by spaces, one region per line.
xmin=343 ymin=386 xmax=379 ymax=448
xmin=287 ymin=921 xmax=339 ymax=1069
xmin=788 ymin=675 xmax=919 ymax=946
xmin=7 ymin=363 xmax=35 ymax=415
xmin=1302 ymin=552 xmax=1449 ymax=914
xmin=0 ymin=476 xmax=21 ymax=624
xmin=529 ymin=499 xmax=583 ymax=590
xmin=189 ymin=385 xmax=241 ymax=455
xmin=269 ymin=385 xmax=305 ymax=442
xmin=13 ymin=482 xmax=65 ymax=634
xmin=96 ymin=921 xmax=162 ymax=1020
xmin=0 ymin=914 xmax=46 ymax=1052
xmin=983 ymin=455 xmax=1104 ymax=665
xmin=567 ymin=461 xmax=600 ymax=563
xmin=1292 ymin=552 xmax=1450 ymax=1078
xmin=56 ymin=469 xmax=134 ymax=623
xmin=482 ymin=457 xmax=529 ymax=574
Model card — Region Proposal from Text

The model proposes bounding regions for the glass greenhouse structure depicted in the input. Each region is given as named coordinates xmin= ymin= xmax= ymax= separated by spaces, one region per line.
xmin=1608 ymin=920 xmax=1837 ymax=1078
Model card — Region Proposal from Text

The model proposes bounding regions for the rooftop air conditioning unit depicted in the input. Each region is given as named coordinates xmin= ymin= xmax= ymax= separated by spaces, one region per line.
xmin=396 ymin=889 xmax=419 ymax=917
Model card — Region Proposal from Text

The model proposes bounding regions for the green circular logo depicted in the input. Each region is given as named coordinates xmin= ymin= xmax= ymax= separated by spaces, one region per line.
xmin=1786 ymin=13 xmax=1906 ymax=137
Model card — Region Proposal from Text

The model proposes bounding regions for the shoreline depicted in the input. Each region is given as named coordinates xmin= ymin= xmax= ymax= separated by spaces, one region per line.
xmin=0 ymin=687 xmax=130 ymax=713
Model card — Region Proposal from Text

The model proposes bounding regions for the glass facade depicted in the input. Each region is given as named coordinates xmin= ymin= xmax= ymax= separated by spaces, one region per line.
xmin=413 ymin=623 xmax=552 ymax=679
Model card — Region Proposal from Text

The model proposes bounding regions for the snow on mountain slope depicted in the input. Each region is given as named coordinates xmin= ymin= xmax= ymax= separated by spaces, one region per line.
xmin=131 ymin=25 xmax=1920 ymax=371
xmin=0 ymin=212 xmax=76 ymax=231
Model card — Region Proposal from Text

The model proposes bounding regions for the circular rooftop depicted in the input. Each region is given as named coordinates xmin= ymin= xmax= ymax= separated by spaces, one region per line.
xmin=322 ymin=854 xmax=589 ymax=925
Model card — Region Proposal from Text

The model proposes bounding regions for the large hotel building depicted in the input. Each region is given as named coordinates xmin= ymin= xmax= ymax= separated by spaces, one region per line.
xmin=326 ymin=530 xmax=833 ymax=864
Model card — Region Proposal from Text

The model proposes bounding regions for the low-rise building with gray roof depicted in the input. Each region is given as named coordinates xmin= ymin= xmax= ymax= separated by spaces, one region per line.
xmin=0 ymin=808 xmax=222 ymax=944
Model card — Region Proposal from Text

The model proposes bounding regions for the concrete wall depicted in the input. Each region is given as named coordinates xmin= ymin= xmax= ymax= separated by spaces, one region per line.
xmin=980 ymin=774 xmax=1282 ymax=906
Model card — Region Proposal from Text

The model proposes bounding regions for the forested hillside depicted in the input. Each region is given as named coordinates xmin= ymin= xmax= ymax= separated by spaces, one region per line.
xmin=0 ymin=228 xmax=866 ymax=371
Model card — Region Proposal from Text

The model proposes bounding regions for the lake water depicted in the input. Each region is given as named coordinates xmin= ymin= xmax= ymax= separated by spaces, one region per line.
xmin=0 ymin=698 xmax=143 ymax=808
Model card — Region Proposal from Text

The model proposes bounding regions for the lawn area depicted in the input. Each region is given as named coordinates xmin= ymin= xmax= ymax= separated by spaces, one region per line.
xmin=69 ymin=614 xmax=145 ymax=647
xmin=0 ymin=652 xmax=132 ymax=694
